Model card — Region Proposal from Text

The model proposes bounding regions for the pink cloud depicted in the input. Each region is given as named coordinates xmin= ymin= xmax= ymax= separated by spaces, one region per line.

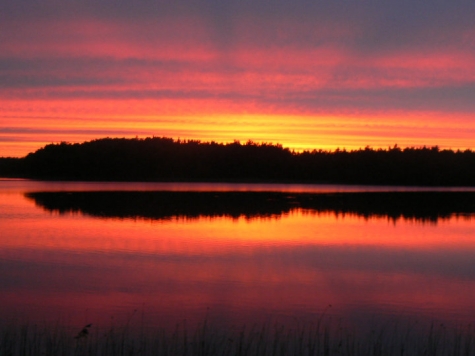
xmin=1 ymin=1 xmax=475 ymax=156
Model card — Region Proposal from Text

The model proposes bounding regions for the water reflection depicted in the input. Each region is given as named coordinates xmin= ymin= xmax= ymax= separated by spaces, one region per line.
xmin=1 ymin=185 xmax=475 ymax=335
xmin=26 ymin=191 xmax=475 ymax=223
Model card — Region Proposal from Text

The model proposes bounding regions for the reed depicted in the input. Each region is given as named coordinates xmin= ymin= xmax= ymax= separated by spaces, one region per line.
xmin=0 ymin=318 xmax=474 ymax=356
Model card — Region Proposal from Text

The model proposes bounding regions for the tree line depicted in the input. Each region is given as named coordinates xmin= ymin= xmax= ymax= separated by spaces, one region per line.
xmin=1 ymin=137 xmax=475 ymax=185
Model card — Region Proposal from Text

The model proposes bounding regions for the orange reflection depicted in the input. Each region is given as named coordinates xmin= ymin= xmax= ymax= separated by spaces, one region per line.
xmin=2 ymin=193 xmax=475 ymax=255
xmin=1 ymin=190 xmax=475 ymax=330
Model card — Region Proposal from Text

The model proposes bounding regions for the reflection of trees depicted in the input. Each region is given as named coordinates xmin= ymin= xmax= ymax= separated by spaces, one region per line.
xmin=25 ymin=191 xmax=475 ymax=223
xmin=2 ymin=137 xmax=475 ymax=185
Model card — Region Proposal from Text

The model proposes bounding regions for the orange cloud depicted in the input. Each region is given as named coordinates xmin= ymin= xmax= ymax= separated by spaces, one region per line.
xmin=1 ymin=1 xmax=475 ymax=156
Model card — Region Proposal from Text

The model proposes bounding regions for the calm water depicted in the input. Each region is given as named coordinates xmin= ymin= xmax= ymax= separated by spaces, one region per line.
xmin=1 ymin=179 xmax=475 ymax=333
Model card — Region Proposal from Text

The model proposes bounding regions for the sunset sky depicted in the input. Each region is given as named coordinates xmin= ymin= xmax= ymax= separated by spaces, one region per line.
xmin=1 ymin=0 xmax=475 ymax=157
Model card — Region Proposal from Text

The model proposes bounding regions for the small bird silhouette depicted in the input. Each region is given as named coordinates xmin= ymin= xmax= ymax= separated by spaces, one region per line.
xmin=75 ymin=324 xmax=92 ymax=339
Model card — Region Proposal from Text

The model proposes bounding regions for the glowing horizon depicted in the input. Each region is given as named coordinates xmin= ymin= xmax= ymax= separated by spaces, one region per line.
xmin=1 ymin=1 xmax=475 ymax=157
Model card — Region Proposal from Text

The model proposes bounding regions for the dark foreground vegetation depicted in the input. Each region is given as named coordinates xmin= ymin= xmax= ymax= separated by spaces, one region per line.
xmin=2 ymin=137 xmax=475 ymax=185
xmin=26 ymin=191 xmax=475 ymax=223
xmin=1 ymin=319 xmax=474 ymax=356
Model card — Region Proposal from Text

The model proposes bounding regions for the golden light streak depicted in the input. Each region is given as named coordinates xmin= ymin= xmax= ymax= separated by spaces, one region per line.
xmin=2 ymin=102 xmax=475 ymax=157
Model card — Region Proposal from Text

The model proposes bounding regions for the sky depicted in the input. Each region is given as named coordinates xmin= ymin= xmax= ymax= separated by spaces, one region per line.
xmin=1 ymin=0 xmax=475 ymax=157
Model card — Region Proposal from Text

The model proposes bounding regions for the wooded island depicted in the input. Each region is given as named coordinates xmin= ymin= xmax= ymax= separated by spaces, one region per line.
xmin=1 ymin=137 xmax=475 ymax=186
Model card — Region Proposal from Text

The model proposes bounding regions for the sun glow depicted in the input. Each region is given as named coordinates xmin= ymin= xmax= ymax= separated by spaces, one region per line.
xmin=2 ymin=103 xmax=475 ymax=157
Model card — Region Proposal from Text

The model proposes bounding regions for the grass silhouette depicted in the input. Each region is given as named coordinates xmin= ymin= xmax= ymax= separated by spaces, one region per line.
xmin=1 ymin=317 xmax=474 ymax=355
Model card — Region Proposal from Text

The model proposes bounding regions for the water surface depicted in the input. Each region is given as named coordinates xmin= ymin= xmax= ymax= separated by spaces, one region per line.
xmin=1 ymin=180 xmax=475 ymax=333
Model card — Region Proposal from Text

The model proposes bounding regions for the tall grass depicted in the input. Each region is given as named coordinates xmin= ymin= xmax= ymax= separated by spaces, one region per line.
xmin=0 ymin=318 xmax=474 ymax=356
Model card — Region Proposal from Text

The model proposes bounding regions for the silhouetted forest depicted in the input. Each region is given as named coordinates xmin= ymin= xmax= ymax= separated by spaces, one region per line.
xmin=0 ymin=157 xmax=24 ymax=177
xmin=26 ymin=191 xmax=475 ymax=223
xmin=2 ymin=137 xmax=475 ymax=185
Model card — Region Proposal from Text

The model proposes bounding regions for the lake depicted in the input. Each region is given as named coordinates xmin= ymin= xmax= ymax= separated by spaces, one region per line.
xmin=1 ymin=179 xmax=475 ymax=336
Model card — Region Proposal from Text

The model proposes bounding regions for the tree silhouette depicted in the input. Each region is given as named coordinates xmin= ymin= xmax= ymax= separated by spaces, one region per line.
xmin=1 ymin=137 xmax=475 ymax=186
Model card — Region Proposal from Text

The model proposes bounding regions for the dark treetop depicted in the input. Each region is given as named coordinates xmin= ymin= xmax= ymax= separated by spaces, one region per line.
xmin=2 ymin=137 xmax=475 ymax=185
